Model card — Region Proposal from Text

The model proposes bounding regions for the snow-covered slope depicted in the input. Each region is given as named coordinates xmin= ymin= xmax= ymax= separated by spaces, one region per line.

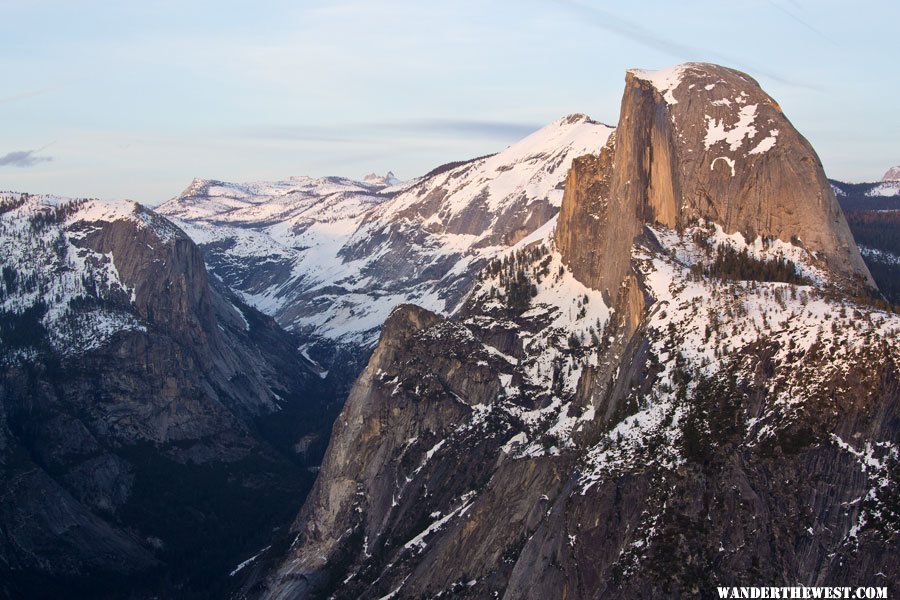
xmin=158 ymin=115 xmax=614 ymax=354
xmin=865 ymin=180 xmax=900 ymax=197
xmin=158 ymin=175 xmax=390 ymax=321
xmin=0 ymin=193 xmax=161 ymax=356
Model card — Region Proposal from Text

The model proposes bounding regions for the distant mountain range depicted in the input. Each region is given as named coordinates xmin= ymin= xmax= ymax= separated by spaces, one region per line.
xmin=830 ymin=178 xmax=900 ymax=211
xmin=158 ymin=132 xmax=899 ymax=382
xmin=157 ymin=115 xmax=614 ymax=377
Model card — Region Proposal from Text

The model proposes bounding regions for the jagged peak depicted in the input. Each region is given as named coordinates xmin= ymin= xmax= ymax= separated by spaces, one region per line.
xmin=554 ymin=113 xmax=588 ymax=125
xmin=362 ymin=171 xmax=400 ymax=186
xmin=168 ymin=177 xmax=227 ymax=205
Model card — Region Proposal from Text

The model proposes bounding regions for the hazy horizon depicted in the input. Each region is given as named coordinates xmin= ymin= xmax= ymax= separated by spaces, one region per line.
xmin=2 ymin=0 xmax=898 ymax=204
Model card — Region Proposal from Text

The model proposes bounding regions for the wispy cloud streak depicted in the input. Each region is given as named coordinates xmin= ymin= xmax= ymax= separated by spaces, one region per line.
xmin=244 ymin=119 xmax=540 ymax=142
xmin=549 ymin=0 xmax=821 ymax=90
xmin=0 ymin=86 xmax=58 ymax=105
xmin=390 ymin=119 xmax=539 ymax=139
xmin=0 ymin=149 xmax=53 ymax=168
xmin=765 ymin=0 xmax=836 ymax=45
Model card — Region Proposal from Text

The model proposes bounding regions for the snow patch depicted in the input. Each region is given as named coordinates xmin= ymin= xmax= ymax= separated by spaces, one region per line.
xmin=629 ymin=64 xmax=688 ymax=104
xmin=704 ymin=104 xmax=758 ymax=151
xmin=748 ymin=129 xmax=779 ymax=155
xmin=710 ymin=156 xmax=736 ymax=177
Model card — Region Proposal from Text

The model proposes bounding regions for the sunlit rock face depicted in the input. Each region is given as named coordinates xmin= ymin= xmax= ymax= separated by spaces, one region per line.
xmin=557 ymin=63 xmax=872 ymax=303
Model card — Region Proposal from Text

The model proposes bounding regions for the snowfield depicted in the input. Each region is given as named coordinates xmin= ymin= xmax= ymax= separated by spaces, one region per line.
xmin=158 ymin=115 xmax=614 ymax=349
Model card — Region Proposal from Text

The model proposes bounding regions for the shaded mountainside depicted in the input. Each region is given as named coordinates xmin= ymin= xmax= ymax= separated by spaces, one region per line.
xmin=843 ymin=210 xmax=900 ymax=305
xmin=830 ymin=180 xmax=900 ymax=304
xmin=258 ymin=64 xmax=899 ymax=599
xmin=157 ymin=116 xmax=614 ymax=379
xmin=0 ymin=194 xmax=338 ymax=599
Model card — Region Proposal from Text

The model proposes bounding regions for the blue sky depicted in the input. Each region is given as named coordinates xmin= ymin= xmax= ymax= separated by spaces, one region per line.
xmin=2 ymin=0 xmax=898 ymax=204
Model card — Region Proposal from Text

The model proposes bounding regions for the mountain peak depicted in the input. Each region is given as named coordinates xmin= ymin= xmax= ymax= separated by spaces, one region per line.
xmin=558 ymin=63 xmax=872 ymax=304
xmin=557 ymin=113 xmax=590 ymax=124
xmin=882 ymin=165 xmax=900 ymax=181
xmin=363 ymin=171 xmax=400 ymax=186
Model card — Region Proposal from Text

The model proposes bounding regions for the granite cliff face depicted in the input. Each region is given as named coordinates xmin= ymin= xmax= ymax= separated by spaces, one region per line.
xmin=259 ymin=65 xmax=898 ymax=599
xmin=557 ymin=63 xmax=873 ymax=304
xmin=0 ymin=195 xmax=334 ymax=598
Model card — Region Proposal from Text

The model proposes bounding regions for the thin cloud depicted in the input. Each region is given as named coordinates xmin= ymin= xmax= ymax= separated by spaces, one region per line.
xmin=1 ymin=78 xmax=86 ymax=105
xmin=765 ymin=0 xmax=836 ymax=45
xmin=0 ymin=149 xmax=53 ymax=168
xmin=549 ymin=0 xmax=821 ymax=90
xmin=0 ymin=85 xmax=59 ymax=105
xmin=243 ymin=125 xmax=371 ymax=144
xmin=244 ymin=119 xmax=540 ymax=142
xmin=392 ymin=119 xmax=539 ymax=139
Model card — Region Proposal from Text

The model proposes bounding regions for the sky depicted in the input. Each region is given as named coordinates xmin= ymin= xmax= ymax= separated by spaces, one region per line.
xmin=1 ymin=0 xmax=898 ymax=205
